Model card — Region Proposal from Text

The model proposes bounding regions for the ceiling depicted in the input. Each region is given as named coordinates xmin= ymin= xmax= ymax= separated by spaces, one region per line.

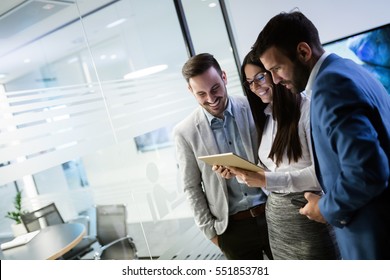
xmin=0 ymin=0 xmax=215 ymax=87
xmin=0 ymin=0 xmax=73 ymax=39
xmin=0 ymin=0 xmax=118 ymax=84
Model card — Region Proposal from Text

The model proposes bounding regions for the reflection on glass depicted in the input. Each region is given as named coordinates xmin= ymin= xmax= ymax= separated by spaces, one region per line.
xmin=62 ymin=159 xmax=89 ymax=189
xmin=134 ymin=125 xmax=175 ymax=153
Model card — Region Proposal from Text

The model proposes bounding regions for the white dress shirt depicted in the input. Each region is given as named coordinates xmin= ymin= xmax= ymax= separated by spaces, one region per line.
xmin=259 ymin=93 xmax=321 ymax=193
xmin=305 ymin=52 xmax=330 ymax=97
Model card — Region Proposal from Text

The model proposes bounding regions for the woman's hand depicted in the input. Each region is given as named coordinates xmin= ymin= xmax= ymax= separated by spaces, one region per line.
xmin=226 ymin=166 xmax=266 ymax=187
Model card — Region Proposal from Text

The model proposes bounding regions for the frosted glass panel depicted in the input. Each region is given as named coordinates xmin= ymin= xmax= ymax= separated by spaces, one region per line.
xmin=0 ymin=0 xmax=228 ymax=260
xmin=0 ymin=83 xmax=115 ymax=185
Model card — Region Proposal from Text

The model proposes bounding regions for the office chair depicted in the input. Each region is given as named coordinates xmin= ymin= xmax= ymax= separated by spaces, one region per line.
xmin=94 ymin=204 xmax=137 ymax=260
xmin=20 ymin=202 xmax=98 ymax=260
xmin=21 ymin=203 xmax=64 ymax=232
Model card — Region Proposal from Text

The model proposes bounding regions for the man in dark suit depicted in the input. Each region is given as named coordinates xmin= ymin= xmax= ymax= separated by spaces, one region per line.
xmin=252 ymin=11 xmax=390 ymax=259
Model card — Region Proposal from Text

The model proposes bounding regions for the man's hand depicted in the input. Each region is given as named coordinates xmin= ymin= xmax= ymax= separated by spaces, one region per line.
xmin=299 ymin=192 xmax=326 ymax=223
xmin=212 ymin=165 xmax=235 ymax=179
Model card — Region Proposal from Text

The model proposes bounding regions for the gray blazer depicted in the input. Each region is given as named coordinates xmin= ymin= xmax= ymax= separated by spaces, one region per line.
xmin=173 ymin=95 xmax=258 ymax=239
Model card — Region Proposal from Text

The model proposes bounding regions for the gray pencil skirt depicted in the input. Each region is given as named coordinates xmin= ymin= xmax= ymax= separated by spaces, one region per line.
xmin=265 ymin=191 xmax=340 ymax=260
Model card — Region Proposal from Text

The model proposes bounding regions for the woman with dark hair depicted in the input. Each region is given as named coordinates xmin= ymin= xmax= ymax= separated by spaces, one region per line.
xmin=215 ymin=50 xmax=339 ymax=259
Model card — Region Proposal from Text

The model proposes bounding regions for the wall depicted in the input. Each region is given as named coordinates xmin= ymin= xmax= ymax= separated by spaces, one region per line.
xmin=226 ymin=0 xmax=390 ymax=62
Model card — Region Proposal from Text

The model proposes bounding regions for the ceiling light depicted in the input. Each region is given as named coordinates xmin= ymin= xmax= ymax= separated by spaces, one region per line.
xmin=123 ymin=64 xmax=168 ymax=80
xmin=42 ymin=4 xmax=55 ymax=10
xmin=67 ymin=57 xmax=78 ymax=64
xmin=209 ymin=3 xmax=217 ymax=8
xmin=106 ymin=18 xmax=127 ymax=29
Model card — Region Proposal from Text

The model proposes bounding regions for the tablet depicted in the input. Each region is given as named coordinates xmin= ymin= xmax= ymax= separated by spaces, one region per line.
xmin=198 ymin=152 xmax=262 ymax=172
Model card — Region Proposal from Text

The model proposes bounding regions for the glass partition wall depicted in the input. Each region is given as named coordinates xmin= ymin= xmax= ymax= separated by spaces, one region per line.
xmin=0 ymin=0 xmax=243 ymax=259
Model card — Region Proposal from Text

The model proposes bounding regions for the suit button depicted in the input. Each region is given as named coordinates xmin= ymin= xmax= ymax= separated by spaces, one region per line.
xmin=336 ymin=218 xmax=348 ymax=225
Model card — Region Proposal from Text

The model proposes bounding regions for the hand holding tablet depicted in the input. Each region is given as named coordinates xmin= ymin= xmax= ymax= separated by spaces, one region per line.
xmin=198 ymin=152 xmax=262 ymax=172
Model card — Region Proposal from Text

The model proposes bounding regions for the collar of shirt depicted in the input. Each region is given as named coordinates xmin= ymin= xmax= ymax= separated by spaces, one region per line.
xmin=203 ymin=97 xmax=233 ymax=124
xmin=305 ymin=52 xmax=331 ymax=98
xmin=263 ymin=103 xmax=273 ymax=116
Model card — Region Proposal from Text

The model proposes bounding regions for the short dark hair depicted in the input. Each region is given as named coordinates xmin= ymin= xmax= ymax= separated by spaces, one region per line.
xmin=252 ymin=11 xmax=322 ymax=61
xmin=182 ymin=53 xmax=222 ymax=82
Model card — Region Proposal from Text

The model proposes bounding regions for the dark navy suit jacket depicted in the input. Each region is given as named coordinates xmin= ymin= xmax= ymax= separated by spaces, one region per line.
xmin=310 ymin=54 xmax=390 ymax=259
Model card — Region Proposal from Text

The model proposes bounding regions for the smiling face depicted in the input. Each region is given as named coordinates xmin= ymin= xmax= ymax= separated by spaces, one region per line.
xmin=244 ymin=63 xmax=273 ymax=104
xmin=188 ymin=66 xmax=228 ymax=118
xmin=260 ymin=46 xmax=310 ymax=94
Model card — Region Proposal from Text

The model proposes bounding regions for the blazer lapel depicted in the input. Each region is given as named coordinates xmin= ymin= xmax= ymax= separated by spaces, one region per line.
xmin=195 ymin=109 xmax=228 ymax=191
xmin=195 ymin=109 xmax=219 ymax=155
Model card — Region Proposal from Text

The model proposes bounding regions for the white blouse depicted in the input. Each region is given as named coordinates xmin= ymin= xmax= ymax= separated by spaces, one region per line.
xmin=259 ymin=93 xmax=322 ymax=193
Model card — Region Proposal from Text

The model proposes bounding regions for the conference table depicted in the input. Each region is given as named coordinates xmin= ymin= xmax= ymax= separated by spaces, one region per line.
xmin=0 ymin=223 xmax=85 ymax=260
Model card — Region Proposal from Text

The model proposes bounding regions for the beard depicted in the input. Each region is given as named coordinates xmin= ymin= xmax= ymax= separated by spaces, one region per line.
xmin=290 ymin=60 xmax=311 ymax=94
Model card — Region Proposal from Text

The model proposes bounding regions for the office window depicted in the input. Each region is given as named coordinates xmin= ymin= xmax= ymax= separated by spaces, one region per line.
xmin=181 ymin=0 xmax=244 ymax=97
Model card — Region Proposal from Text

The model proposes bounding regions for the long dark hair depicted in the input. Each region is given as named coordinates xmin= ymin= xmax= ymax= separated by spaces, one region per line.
xmin=241 ymin=51 xmax=302 ymax=166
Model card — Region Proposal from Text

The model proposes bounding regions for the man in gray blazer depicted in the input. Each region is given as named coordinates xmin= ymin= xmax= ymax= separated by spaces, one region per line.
xmin=173 ymin=53 xmax=272 ymax=260
xmin=253 ymin=11 xmax=390 ymax=259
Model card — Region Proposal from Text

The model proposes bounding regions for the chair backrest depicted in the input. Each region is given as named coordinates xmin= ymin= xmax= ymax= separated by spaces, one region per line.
xmin=21 ymin=203 xmax=64 ymax=232
xmin=95 ymin=204 xmax=137 ymax=260
xmin=96 ymin=204 xmax=127 ymax=246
